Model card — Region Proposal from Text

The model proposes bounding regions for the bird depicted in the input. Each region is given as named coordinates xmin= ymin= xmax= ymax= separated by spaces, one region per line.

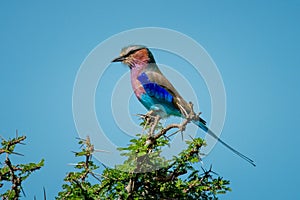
xmin=112 ymin=45 xmax=255 ymax=167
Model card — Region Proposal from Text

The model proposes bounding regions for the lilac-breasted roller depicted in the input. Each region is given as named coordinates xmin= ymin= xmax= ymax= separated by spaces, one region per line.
xmin=112 ymin=45 xmax=255 ymax=166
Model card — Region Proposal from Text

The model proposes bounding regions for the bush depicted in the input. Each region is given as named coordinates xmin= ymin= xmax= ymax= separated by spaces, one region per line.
xmin=57 ymin=118 xmax=231 ymax=199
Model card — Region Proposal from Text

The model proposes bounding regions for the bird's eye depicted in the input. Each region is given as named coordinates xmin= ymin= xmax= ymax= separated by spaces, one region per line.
xmin=126 ymin=48 xmax=143 ymax=57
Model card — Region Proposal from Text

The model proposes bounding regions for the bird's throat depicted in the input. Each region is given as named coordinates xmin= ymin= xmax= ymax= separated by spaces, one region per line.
xmin=130 ymin=64 xmax=147 ymax=98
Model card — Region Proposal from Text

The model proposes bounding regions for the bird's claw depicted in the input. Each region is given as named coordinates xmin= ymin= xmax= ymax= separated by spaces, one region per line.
xmin=179 ymin=122 xmax=187 ymax=132
xmin=137 ymin=110 xmax=161 ymax=136
xmin=149 ymin=115 xmax=160 ymax=136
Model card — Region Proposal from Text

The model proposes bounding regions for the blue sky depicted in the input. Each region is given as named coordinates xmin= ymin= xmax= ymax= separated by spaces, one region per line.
xmin=1 ymin=1 xmax=299 ymax=199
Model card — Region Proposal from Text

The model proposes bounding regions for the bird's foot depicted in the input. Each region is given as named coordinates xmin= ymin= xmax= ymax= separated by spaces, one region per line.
xmin=187 ymin=102 xmax=202 ymax=121
xmin=149 ymin=115 xmax=160 ymax=136
xmin=137 ymin=110 xmax=154 ymax=130
xmin=180 ymin=119 xmax=189 ymax=132
xmin=137 ymin=111 xmax=161 ymax=136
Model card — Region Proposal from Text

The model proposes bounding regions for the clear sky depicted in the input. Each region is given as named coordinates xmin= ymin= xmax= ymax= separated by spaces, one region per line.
xmin=1 ymin=1 xmax=299 ymax=199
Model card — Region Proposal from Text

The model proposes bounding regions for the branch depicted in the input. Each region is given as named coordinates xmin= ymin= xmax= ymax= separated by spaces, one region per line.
xmin=5 ymin=157 xmax=21 ymax=199
xmin=145 ymin=102 xmax=200 ymax=146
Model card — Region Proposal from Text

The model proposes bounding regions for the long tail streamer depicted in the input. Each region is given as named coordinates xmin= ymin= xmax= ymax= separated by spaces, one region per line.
xmin=194 ymin=120 xmax=256 ymax=167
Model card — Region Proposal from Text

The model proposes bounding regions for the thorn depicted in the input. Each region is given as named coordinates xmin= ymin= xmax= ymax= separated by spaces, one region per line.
xmin=75 ymin=137 xmax=85 ymax=141
xmin=11 ymin=152 xmax=24 ymax=156
xmin=188 ymin=135 xmax=195 ymax=141
xmin=21 ymin=185 xmax=26 ymax=197
xmin=43 ymin=187 xmax=46 ymax=200
xmin=68 ymin=163 xmax=84 ymax=166
xmin=94 ymin=149 xmax=110 ymax=153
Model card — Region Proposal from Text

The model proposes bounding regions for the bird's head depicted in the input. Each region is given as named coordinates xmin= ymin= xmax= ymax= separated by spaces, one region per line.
xmin=112 ymin=45 xmax=156 ymax=68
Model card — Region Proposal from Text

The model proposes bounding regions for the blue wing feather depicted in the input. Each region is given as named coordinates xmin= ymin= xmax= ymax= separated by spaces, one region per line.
xmin=138 ymin=72 xmax=173 ymax=103
xmin=143 ymin=82 xmax=174 ymax=103
xmin=137 ymin=72 xmax=180 ymax=116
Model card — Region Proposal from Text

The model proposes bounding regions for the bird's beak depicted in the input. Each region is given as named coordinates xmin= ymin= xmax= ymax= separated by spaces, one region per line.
xmin=112 ymin=56 xmax=125 ymax=62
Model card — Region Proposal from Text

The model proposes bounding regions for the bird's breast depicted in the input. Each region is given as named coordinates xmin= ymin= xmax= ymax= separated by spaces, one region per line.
xmin=130 ymin=69 xmax=146 ymax=99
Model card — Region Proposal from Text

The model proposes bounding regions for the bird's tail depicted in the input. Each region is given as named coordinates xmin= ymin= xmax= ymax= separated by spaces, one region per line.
xmin=193 ymin=119 xmax=256 ymax=167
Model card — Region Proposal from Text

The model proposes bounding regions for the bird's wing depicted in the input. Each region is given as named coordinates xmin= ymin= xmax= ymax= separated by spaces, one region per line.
xmin=137 ymin=70 xmax=191 ymax=117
